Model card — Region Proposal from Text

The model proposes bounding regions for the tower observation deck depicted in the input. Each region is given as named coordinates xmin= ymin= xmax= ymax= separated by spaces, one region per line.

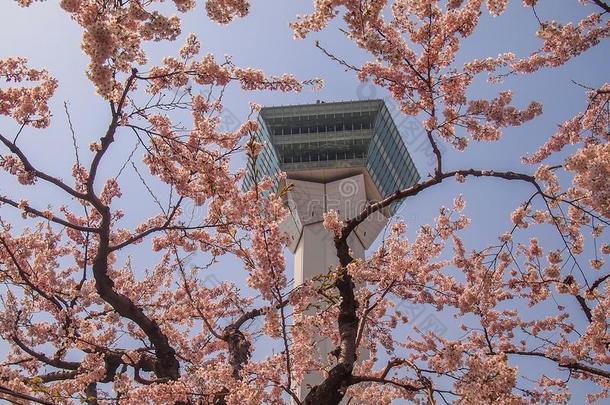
xmin=243 ymin=99 xmax=420 ymax=399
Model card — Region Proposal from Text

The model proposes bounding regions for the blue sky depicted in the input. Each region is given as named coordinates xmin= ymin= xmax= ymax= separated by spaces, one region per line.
xmin=1 ymin=1 xmax=608 ymax=403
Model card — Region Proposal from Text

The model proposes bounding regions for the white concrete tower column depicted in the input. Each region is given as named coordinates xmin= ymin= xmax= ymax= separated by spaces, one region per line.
xmin=280 ymin=174 xmax=389 ymax=401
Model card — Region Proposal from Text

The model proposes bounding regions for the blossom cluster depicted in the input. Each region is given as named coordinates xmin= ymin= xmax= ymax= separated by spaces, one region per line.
xmin=293 ymin=0 xmax=547 ymax=152
xmin=0 ymin=57 xmax=57 ymax=128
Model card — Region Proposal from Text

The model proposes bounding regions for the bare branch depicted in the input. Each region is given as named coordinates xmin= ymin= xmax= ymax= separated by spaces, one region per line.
xmin=0 ymin=196 xmax=98 ymax=233
xmin=0 ymin=132 xmax=87 ymax=201
xmin=0 ymin=385 xmax=58 ymax=405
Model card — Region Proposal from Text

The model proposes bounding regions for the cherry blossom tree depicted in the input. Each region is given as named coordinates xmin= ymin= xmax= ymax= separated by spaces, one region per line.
xmin=0 ymin=1 xmax=608 ymax=404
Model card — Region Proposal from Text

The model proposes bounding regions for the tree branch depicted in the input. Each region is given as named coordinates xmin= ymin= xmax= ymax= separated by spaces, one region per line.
xmin=11 ymin=334 xmax=79 ymax=370
xmin=342 ymin=169 xmax=539 ymax=240
xmin=0 ymin=196 xmax=98 ymax=233
xmin=0 ymin=132 xmax=87 ymax=201
xmin=507 ymin=351 xmax=610 ymax=379
xmin=591 ymin=0 xmax=610 ymax=13
xmin=0 ymin=386 xmax=57 ymax=405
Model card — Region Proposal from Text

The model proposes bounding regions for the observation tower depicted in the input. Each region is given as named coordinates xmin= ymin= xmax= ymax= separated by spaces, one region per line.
xmin=243 ymin=99 xmax=420 ymax=399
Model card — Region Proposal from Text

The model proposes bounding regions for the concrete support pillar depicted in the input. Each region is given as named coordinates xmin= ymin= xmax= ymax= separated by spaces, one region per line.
xmin=280 ymin=174 xmax=388 ymax=402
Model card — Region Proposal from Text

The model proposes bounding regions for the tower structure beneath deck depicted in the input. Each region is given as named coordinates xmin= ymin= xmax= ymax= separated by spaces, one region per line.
xmin=243 ymin=99 xmax=420 ymax=400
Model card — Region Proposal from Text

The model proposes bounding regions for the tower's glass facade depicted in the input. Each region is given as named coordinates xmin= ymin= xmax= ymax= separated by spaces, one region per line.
xmin=367 ymin=102 xmax=420 ymax=199
xmin=243 ymin=99 xmax=420 ymax=213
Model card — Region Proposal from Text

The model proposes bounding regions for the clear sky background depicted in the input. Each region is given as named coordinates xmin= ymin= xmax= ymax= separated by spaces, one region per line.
xmin=0 ymin=1 xmax=608 ymax=403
